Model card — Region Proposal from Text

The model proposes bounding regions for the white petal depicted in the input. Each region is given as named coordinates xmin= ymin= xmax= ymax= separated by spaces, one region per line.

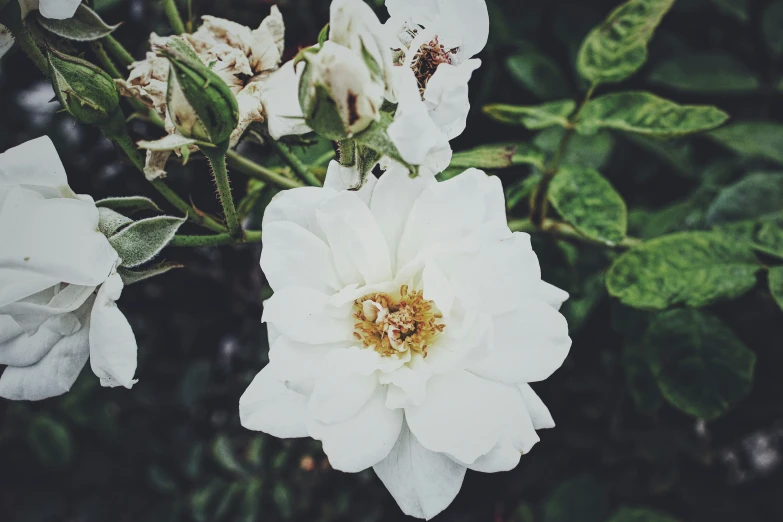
xmin=239 ymin=363 xmax=309 ymax=438
xmin=435 ymin=0 xmax=489 ymax=60
xmin=0 ymin=136 xmax=68 ymax=190
xmin=469 ymin=301 xmax=571 ymax=384
xmin=539 ymin=280 xmax=569 ymax=311
xmin=262 ymin=287 xmax=354 ymax=344
xmin=259 ymin=61 xmax=312 ymax=140
xmin=316 ymin=190 xmax=392 ymax=286
xmin=0 ymin=314 xmax=61 ymax=366
xmin=260 ymin=221 xmax=342 ymax=294
xmin=385 ymin=0 xmax=439 ymax=27
xmin=262 ymin=186 xmax=337 ymax=243
xmin=0 ymin=24 xmax=14 ymax=60
xmin=0 ymin=283 xmax=94 ymax=335
xmin=369 ymin=165 xmax=435 ymax=272
xmin=269 ymin=335 xmax=350 ymax=395
xmin=39 ymin=0 xmax=82 ymax=19
xmin=424 ymin=61 xmax=480 ymax=140
xmin=323 ymin=160 xmax=377 ymax=205
xmin=307 ymin=384 xmax=403 ymax=472
xmin=0 ymin=267 xmax=58 ymax=309
xmin=518 ymin=383 xmax=555 ymax=430
xmin=406 ymin=370 xmax=509 ymax=464
xmin=308 ymin=348 xmax=379 ymax=424
xmin=89 ymin=274 xmax=137 ymax=388
xmin=374 ymin=420 xmax=466 ymax=520
xmin=0 ymin=187 xmax=118 ymax=288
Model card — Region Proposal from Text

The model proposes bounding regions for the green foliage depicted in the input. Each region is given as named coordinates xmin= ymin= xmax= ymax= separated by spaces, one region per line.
xmin=118 ymin=262 xmax=183 ymax=286
xmin=535 ymin=127 xmax=616 ymax=170
xmin=576 ymin=0 xmax=676 ymax=85
xmin=96 ymin=196 xmax=163 ymax=213
xmin=705 ymin=172 xmax=783 ymax=225
xmin=709 ymin=122 xmax=783 ymax=166
xmin=576 ymin=92 xmax=729 ymax=138
xmin=606 ymin=232 xmax=761 ymax=309
xmin=483 ymin=100 xmax=576 ymax=130
xmin=645 ymin=309 xmax=755 ymax=420
xmin=109 ymin=215 xmax=186 ymax=268
xmin=607 ymin=507 xmax=682 ymax=522
xmin=769 ymin=267 xmax=783 ymax=311
xmin=542 ymin=475 xmax=610 ymax=522
xmin=763 ymin=1 xmax=783 ymax=56
xmin=450 ymin=143 xmax=546 ymax=171
xmin=549 ymin=165 xmax=628 ymax=245
xmin=37 ymin=4 xmax=119 ymax=41
xmin=648 ymin=52 xmax=760 ymax=93
xmin=506 ymin=51 xmax=570 ymax=100
xmin=27 ymin=416 xmax=73 ymax=468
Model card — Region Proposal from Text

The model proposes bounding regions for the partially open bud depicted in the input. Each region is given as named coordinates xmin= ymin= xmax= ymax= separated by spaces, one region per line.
xmin=299 ymin=41 xmax=384 ymax=139
xmin=47 ymin=48 xmax=120 ymax=126
xmin=156 ymin=37 xmax=239 ymax=147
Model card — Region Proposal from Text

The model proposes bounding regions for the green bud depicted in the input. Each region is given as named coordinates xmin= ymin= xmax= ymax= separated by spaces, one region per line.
xmin=156 ymin=37 xmax=239 ymax=147
xmin=47 ymin=48 xmax=120 ymax=126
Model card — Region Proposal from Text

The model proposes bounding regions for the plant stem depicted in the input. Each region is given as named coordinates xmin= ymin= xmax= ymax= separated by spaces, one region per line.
xmin=170 ymin=230 xmax=262 ymax=248
xmin=104 ymin=35 xmax=134 ymax=67
xmin=337 ymin=139 xmax=356 ymax=166
xmin=226 ymin=150 xmax=303 ymax=190
xmin=90 ymin=40 xmax=122 ymax=78
xmin=203 ymin=147 xmax=243 ymax=241
xmin=270 ymin=140 xmax=322 ymax=186
xmin=0 ymin=3 xmax=47 ymax=76
xmin=509 ymin=218 xmax=641 ymax=249
xmin=161 ymin=0 xmax=186 ymax=35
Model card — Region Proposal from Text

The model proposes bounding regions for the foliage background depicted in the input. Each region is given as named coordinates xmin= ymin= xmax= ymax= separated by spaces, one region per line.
xmin=1 ymin=0 xmax=783 ymax=521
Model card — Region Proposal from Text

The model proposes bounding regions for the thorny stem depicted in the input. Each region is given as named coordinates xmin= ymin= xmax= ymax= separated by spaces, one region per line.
xmin=170 ymin=230 xmax=262 ymax=247
xmin=530 ymin=83 xmax=598 ymax=227
xmin=270 ymin=140 xmax=322 ymax=186
xmin=161 ymin=0 xmax=186 ymax=35
xmin=90 ymin=40 xmax=122 ymax=78
xmin=104 ymin=35 xmax=134 ymax=67
xmin=509 ymin=218 xmax=641 ymax=250
xmin=226 ymin=150 xmax=304 ymax=190
xmin=204 ymin=147 xmax=244 ymax=241
xmin=0 ymin=4 xmax=47 ymax=76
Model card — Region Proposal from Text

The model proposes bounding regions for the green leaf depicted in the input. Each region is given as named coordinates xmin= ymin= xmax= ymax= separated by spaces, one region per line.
xmin=709 ymin=122 xmax=783 ymax=166
xmin=622 ymin=133 xmax=693 ymax=176
xmin=109 ymin=215 xmax=186 ymax=268
xmin=543 ymin=475 xmax=609 ymax=522
xmin=506 ymin=173 xmax=542 ymax=210
xmin=763 ymin=1 xmax=783 ymax=56
xmin=483 ymin=100 xmax=576 ymax=130
xmin=28 ymin=416 xmax=73 ymax=467
xmin=607 ymin=506 xmax=682 ymax=522
xmin=769 ymin=267 xmax=783 ymax=312
xmin=353 ymin=113 xmax=416 ymax=175
xmin=549 ymin=165 xmax=627 ymax=245
xmin=534 ymin=127 xmax=616 ymax=170
xmin=648 ymin=52 xmax=759 ymax=93
xmin=576 ymin=0 xmax=676 ymax=85
xmin=211 ymin=435 xmax=247 ymax=476
xmin=97 ymin=207 xmax=133 ymax=237
xmin=645 ymin=309 xmax=755 ymax=420
xmin=96 ymin=196 xmax=163 ymax=213
xmin=118 ymin=262 xmax=183 ymax=286
xmin=236 ymin=478 xmax=262 ymax=522
xmin=318 ymin=23 xmax=329 ymax=46
xmin=623 ymin=344 xmax=664 ymax=414
xmin=606 ymin=231 xmax=761 ymax=309
xmin=505 ymin=51 xmax=569 ymax=100
xmin=450 ymin=143 xmax=546 ymax=171
xmin=705 ymin=172 xmax=783 ymax=226
xmin=712 ymin=0 xmax=749 ymax=23
xmin=37 ymin=4 xmax=120 ymax=41
xmin=576 ymin=92 xmax=729 ymax=138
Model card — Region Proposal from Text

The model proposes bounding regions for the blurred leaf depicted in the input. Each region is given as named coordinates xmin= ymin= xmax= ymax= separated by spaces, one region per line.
xmin=37 ymin=4 xmax=120 ymax=41
xmin=576 ymin=92 xmax=729 ymax=138
xmin=763 ymin=1 xmax=783 ymax=56
xmin=606 ymin=232 xmax=761 ymax=309
xmin=236 ymin=478 xmax=263 ymax=522
xmin=147 ymin=465 xmax=178 ymax=494
xmin=451 ymin=143 xmax=546 ymax=170
xmin=577 ymin=0 xmax=676 ymax=85
xmin=705 ymin=172 xmax=783 ymax=226
xmin=623 ymin=344 xmax=664 ymax=414
xmin=96 ymin=196 xmax=162 ymax=213
xmin=709 ymin=122 xmax=783 ymax=166
xmin=109 ymin=215 xmax=186 ymax=268
xmin=607 ymin=506 xmax=682 ymax=522
xmin=273 ymin=483 xmax=294 ymax=519
xmin=190 ymin=480 xmax=226 ymax=522
xmin=214 ymin=482 xmax=243 ymax=520
xmin=629 ymin=186 xmax=715 ymax=238
xmin=623 ymin=134 xmax=693 ymax=176
xmin=711 ymin=0 xmax=749 ymax=23
xmin=510 ymin=502 xmax=535 ymax=522
xmin=483 ymin=100 xmax=576 ymax=129
xmin=542 ymin=475 xmax=610 ymax=522
xmin=549 ymin=165 xmax=628 ymax=245
xmin=645 ymin=309 xmax=755 ymax=420
xmin=178 ymin=360 xmax=211 ymax=408
xmin=506 ymin=173 xmax=542 ymax=210
xmin=648 ymin=52 xmax=759 ymax=93
xmin=561 ymin=271 xmax=606 ymax=331
xmin=237 ymin=179 xmax=267 ymax=221
xmin=534 ymin=127 xmax=616 ymax=169
xmin=211 ymin=435 xmax=247 ymax=476
xmin=769 ymin=267 xmax=783 ymax=312
xmin=506 ymin=51 xmax=570 ymax=100
xmin=28 ymin=416 xmax=73 ymax=467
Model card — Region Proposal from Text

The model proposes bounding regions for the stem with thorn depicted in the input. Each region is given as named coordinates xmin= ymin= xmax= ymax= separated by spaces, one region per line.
xmin=170 ymin=230 xmax=262 ymax=247
xmin=270 ymin=140 xmax=322 ymax=186
xmin=161 ymin=0 xmax=186 ymax=35
xmin=203 ymin=146 xmax=243 ymax=241
xmin=226 ymin=150 xmax=304 ymax=190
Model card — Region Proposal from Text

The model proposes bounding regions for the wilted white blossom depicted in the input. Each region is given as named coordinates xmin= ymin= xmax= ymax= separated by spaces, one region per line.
xmin=0 ymin=137 xmax=138 ymax=401
xmin=241 ymin=165 xmax=571 ymax=519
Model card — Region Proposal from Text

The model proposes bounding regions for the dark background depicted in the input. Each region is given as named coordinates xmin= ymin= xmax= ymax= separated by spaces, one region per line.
xmin=1 ymin=0 xmax=783 ymax=521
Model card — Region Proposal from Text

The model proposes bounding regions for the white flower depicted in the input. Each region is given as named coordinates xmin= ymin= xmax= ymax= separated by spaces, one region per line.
xmin=0 ymin=0 xmax=81 ymax=59
xmin=384 ymin=0 xmax=488 ymax=175
xmin=240 ymin=165 xmax=571 ymax=519
xmin=0 ymin=136 xmax=138 ymax=401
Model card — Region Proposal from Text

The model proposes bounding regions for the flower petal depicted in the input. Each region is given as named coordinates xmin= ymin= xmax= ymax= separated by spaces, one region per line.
xmin=539 ymin=280 xmax=569 ymax=311
xmin=0 ymin=24 xmax=14 ymax=60
xmin=39 ymin=0 xmax=82 ymax=19
xmin=262 ymin=186 xmax=337 ymax=243
xmin=316 ymin=190 xmax=393 ymax=286
xmin=469 ymin=301 xmax=571 ymax=384
xmin=518 ymin=383 xmax=555 ymax=430
xmin=262 ymin=287 xmax=354 ymax=344
xmin=0 ymin=267 xmax=58 ymax=309
xmin=436 ymin=0 xmax=489 ymax=60
xmin=323 ymin=160 xmax=377 ymax=205
xmin=424 ymin=61 xmax=480 ymax=140
xmin=269 ymin=335 xmax=350 ymax=395
xmin=240 ymin=363 xmax=309 ymax=438
xmin=0 ymin=136 xmax=69 ymax=191
xmin=307 ymin=384 xmax=403 ymax=472
xmin=89 ymin=274 xmax=137 ymax=389
xmin=260 ymin=221 xmax=342 ymax=294
xmin=308 ymin=348 xmax=379 ymax=424
xmin=259 ymin=61 xmax=312 ymax=140
xmin=0 ymin=314 xmax=62 ymax=366
xmin=374 ymin=420 xmax=466 ymax=520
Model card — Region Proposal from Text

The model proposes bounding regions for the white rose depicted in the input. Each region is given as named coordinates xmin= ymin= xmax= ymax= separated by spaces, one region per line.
xmin=0 ymin=136 xmax=138 ymax=401
xmin=240 ymin=164 xmax=571 ymax=519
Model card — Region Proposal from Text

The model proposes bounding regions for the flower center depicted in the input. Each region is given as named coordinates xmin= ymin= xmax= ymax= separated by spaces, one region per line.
xmin=353 ymin=285 xmax=445 ymax=358
xmin=407 ymin=36 xmax=456 ymax=95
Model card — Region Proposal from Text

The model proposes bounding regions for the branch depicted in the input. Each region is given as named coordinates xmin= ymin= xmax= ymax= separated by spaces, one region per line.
xmin=509 ymin=218 xmax=641 ymax=250
xmin=170 ymin=230 xmax=262 ymax=248
xmin=226 ymin=150 xmax=304 ymax=190
xmin=161 ymin=0 xmax=186 ymax=35
xmin=270 ymin=140 xmax=322 ymax=186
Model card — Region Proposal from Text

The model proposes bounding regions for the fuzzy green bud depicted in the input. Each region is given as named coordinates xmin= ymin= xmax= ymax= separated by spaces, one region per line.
xmin=157 ymin=37 xmax=239 ymax=147
xmin=47 ymin=48 xmax=120 ymax=126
